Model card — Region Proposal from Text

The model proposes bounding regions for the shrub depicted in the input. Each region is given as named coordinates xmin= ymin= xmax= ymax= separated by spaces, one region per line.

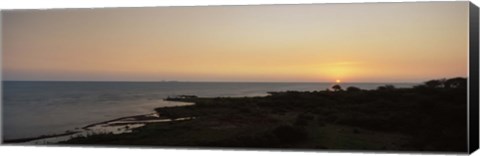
xmin=346 ymin=86 xmax=361 ymax=92
xmin=377 ymin=85 xmax=395 ymax=91
xmin=332 ymin=84 xmax=343 ymax=91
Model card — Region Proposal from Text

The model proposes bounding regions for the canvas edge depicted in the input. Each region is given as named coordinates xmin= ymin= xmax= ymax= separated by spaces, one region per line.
xmin=469 ymin=1 xmax=479 ymax=154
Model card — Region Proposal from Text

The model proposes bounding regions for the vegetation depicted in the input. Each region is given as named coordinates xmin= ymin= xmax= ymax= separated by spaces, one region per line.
xmin=61 ymin=77 xmax=468 ymax=152
xmin=332 ymin=84 xmax=343 ymax=91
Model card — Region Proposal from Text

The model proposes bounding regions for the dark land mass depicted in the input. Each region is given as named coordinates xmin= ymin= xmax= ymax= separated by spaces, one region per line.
xmin=60 ymin=78 xmax=468 ymax=153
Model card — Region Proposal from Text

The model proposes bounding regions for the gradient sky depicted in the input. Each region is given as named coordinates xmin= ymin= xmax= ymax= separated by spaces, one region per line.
xmin=2 ymin=2 xmax=469 ymax=82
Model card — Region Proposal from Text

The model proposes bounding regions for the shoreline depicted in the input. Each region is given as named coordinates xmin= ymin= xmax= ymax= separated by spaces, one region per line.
xmin=3 ymin=102 xmax=195 ymax=144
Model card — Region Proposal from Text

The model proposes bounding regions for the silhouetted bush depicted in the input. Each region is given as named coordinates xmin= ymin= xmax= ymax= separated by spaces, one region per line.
xmin=444 ymin=77 xmax=467 ymax=89
xmin=415 ymin=77 xmax=467 ymax=89
xmin=425 ymin=79 xmax=444 ymax=88
xmin=346 ymin=86 xmax=361 ymax=92
xmin=332 ymin=84 xmax=343 ymax=91
xmin=377 ymin=85 xmax=395 ymax=91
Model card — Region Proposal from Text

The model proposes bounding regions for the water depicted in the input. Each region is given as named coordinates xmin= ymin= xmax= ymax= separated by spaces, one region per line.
xmin=2 ymin=81 xmax=416 ymax=140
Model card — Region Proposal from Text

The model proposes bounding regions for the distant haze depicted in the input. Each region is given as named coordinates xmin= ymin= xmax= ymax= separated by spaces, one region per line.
xmin=2 ymin=2 xmax=469 ymax=82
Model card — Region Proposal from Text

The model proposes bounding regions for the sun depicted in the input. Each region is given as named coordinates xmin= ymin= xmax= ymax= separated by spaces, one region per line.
xmin=336 ymin=79 xmax=341 ymax=83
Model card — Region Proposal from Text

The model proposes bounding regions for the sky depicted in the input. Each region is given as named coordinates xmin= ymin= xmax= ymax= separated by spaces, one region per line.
xmin=2 ymin=2 xmax=469 ymax=82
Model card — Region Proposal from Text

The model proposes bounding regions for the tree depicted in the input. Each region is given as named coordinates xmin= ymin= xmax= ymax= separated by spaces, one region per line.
xmin=332 ymin=84 xmax=343 ymax=91
xmin=425 ymin=79 xmax=444 ymax=88
xmin=444 ymin=77 xmax=467 ymax=89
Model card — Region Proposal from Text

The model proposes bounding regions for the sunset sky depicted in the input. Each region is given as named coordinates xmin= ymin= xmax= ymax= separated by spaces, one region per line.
xmin=2 ymin=2 xmax=469 ymax=82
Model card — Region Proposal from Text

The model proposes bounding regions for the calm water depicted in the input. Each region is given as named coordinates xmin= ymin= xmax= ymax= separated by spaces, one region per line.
xmin=2 ymin=81 xmax=416 ymax=140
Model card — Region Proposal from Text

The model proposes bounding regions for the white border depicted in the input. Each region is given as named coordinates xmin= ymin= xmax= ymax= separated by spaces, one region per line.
xmin=0 ymin=0 xmax=479 ymax=156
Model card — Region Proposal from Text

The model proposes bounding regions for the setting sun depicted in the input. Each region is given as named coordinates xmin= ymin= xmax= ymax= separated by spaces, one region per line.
xmin=336 ymin=79 xmax=341 ymax=83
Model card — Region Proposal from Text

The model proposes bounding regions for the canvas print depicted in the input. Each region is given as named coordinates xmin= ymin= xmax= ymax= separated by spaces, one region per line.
xmin=1 ymin=1 xmax=475 ymax=153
